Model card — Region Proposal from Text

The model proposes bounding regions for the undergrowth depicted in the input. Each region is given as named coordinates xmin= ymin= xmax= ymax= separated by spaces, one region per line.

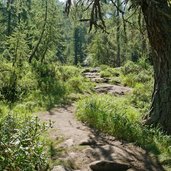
xmin=0 ymin=62 xmax=94 ymax=170
xmin=0 ymin=114 xmax=50 ymax=171
xmin=76 ymin=95 xmax=171 ymax=156
xmin=99 ymin=61 xmax=153 ymax=113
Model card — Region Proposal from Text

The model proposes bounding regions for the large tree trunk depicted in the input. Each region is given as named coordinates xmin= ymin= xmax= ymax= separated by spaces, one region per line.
xmin=141 ymin=0 xmax=171 ymax=133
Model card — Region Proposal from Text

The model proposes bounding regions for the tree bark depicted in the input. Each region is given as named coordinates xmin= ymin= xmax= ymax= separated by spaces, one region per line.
xmin=7 ymin=0 xmax=13 ymax=36
xmin=116 ymin=0 xmax=121 ymax=67
xmin=141 ymin=0 xmax=171 ymax=133
xmin=74 ymin=27 xmax=79 ymax=65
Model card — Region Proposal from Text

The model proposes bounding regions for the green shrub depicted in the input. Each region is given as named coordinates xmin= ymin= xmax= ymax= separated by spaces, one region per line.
xmin=129 ymin=83 xmax=153 ymax=113
xmin=100 ymin=70 xmax=111 ymax=78
xmin=76 ymin=95 xmax=171 ymax=155
xmin=0 ymin=62 xmax=38 ymax=103
xmin=81 ymin=67 xmax=91 ymax=73
xmin=121 ymin=73 xmax=137 ymax=87
xmin=0 ymin=115 xmax=49 ymax=171
xmin=138 ymin=57 xmax=152 ymax=70
xmin=121 ymin=61 xmax=140 ymax=75
xmin=100 ymin=65 xmax=109 ymax=71
xmin=58 ymin=66 xmax=81 ymax=81
xmin=109 ymin=77 xmax=121 ymax=85
xmin=100 ymin=66 xmax=121 ymax=78
xmin=67 ymin=76 xmax=85 ymax=93
xmin=30 ymin=63 xmax=68 ymax=109
xmin=135 ymin=71 xmax=152 ymax=83
xmin=0 ymin=67 xmax=20 ymax=103
xmin=76 ymin=95 xmax=140 ymax=139
xmin=121 ymin=62 xmax=153 ymax=88
xmin=66 ymin=76 xmax=95 ymax=94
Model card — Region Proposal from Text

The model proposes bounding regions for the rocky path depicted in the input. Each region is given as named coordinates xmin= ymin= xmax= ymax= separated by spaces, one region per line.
xmin=39 ymin=105 xmax=165 ymax=171
xmin=38 ymin=68 xmax=165 ymax=171
xmin=83 ymin=67 xmax=132 ymax=95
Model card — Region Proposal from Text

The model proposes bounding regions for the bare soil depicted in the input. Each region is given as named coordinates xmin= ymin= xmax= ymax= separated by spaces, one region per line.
xmin=38 ymin=105 xmax=165 ymax=171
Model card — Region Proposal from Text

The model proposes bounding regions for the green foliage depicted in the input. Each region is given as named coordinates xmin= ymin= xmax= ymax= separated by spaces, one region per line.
xmin=0 ymin=115 xmax=49 ymax=171
xmin=4 ymin=25 xmax=30 ymax=64
xmin=87 ymin=33 xmax=115 ymax=66
xmin=99 ymin=65 xmax=122 ymax=85
xmin=76 ymin=95 xmax=171 ymax=155
xmin=109 ymin=77 xmax=121 ymax=85
xmin=0 ymin=0 xmax=167 ymax=169
xmin=76 ymin=95 xmax=140 ymax=138
xmin=129 ymin=83 xmax=152 ymax=113
xmin=100 ymin=66 xmax=121 ymax=78
xmin=121 ymin=61 xmax=153 ymax=87
xmin=121 ymin=61 xmax=143 ymax=75
xmin=0 ymin=61 xmax=25 ymax=103
xmin=67 ymin=76 xmax=95 ymax=94
xmin=57 ymin=66 xmax=81 ymax=81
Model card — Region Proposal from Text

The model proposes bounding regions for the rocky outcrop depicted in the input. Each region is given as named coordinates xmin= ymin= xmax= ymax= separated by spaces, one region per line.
xmin=94 ymin=84 xmax=131 ymax=95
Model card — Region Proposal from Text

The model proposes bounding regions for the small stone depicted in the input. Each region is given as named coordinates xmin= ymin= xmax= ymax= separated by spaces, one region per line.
xmin=52 ymin=165 xmax=67 ymax=171
xmin=83 ymin=148 xmax=100 ymax=160
xmin=127 ymin=169 xmax=136 ymax=171
xmin=89 ymin=160 xmax=130 ymax=171
xmin=62 ymin=138 xmax=74 ymax=147
xmin=69 ymin=152 xmax=79 ymax=158
xmin=91 ymin=67 xmax=101 ymax=72
xmin=79 ymin=138 xmax=96 ymax=146
xmin=91 ymin=78 xmax=107 ymax=83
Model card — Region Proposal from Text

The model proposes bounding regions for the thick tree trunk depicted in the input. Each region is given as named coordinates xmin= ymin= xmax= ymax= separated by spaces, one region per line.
xmin=141 ymin=0 xmax=171 ymax=133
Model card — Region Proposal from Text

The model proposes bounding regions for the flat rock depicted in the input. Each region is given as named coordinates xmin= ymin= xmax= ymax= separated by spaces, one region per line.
xmin=52 ymin=165 xmax=68 ymax=171
xmin=83 ymin=72 xmax=100 ymax=78
xmin=91 ymin=77 xmax=108 ymax=83
xmin=62 ymin=138 xmax=74 ymax=147
xmin=89 ymin=160 xmax=130 ymax=171
xmin=95 ymin=84 xmax=131 ymax=95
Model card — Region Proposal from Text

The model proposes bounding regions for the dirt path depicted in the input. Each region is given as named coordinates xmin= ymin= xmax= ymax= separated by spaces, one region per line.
xmin=38 ymin=68 xmax=165 ymax=171
xmin=38 ymin=105 xmax=165 ymax=171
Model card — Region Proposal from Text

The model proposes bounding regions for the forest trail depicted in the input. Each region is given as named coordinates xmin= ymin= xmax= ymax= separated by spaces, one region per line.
xmin=83 ymin=67 xmax=131 ymax=95
xmin=39 ymin=105 xmax=165 ymax=171
xmin=38 ymin=68 xmax=165 ymax=171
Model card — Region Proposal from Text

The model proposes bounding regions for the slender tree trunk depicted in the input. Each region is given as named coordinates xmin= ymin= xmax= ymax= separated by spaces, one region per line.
xmin=7 ymin=0 xmax=12 ymax=36
xmin=74 ymin=27 xmax=79 ymax=65
xmin=116 ymin=0 xmax=121 ymax=67
xmin=141 ymin=18 xmax=147 ymax=56
xmin=141 ymin=0 xmax=171 ymax=133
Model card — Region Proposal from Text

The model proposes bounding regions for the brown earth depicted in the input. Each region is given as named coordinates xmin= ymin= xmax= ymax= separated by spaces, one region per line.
xmin=38 ymin=105 xmax=165 ymax=171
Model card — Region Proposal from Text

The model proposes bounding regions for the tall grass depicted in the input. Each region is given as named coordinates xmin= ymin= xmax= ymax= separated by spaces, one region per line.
xmin=76 ymin=95 xmax=171 ymax=155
